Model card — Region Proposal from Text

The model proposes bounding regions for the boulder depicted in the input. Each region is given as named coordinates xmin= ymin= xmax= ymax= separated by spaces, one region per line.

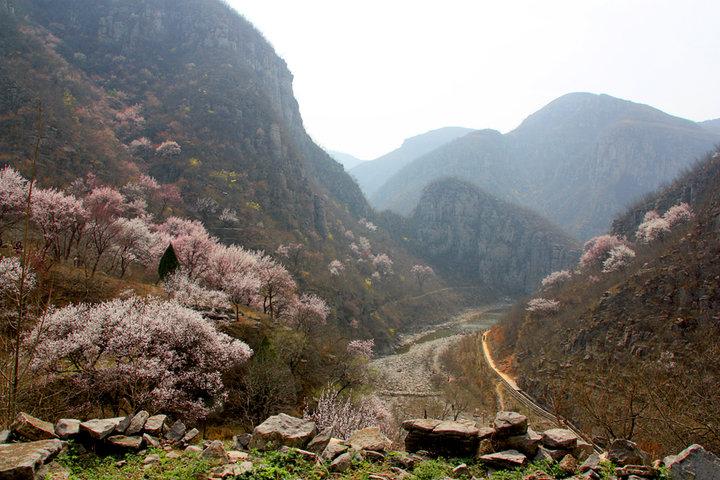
xmin=142 ymin=433 xmax=160 ymax=448
xmin=579 ymin=453 xmax=603 ymax=473
xmin=143 ymin=415 xmax=167 ymax=435
xmin=125 ymin=411 xmax=149 ymax=436
xmin=80 ymin=418 xmax=125 ymax=440
xmin=330 ymin=452 xmax=353 ymax=473
xmin=452 ymin=463 xmax=469 ymax=477
xmin=182 ymin=428 xmax=199 ymax=445
xmin=306 ymin=428 xmax=332 ymax=454
xmin=362 ymin=450 xmax=385 ymax=462
xmin=54 ymin=420 xmax=80 ymax=440
xmin=320 ymin=438 xmax=348 ymax=461
xmin=558 ymin=454 xmax=578 ymax=474
xmin=185 ymin=445 xmax=202 ymax=453
xmin=493 ymin=412 xmax=528 ymax=437
xmin=12 ymin=413 xmax=57 ymax=441
xmin=574 ymin=439 xmax=595 ymax=461
xmin=249 ymin=414 xmax=316 ymax=451
xmin=114 ymin=416 xmax=131 ymax=434
xmin=479 ymin=449 xmax=528 ymax=469
xmin=403 ymin=418 xmax=480 ymax=457
xmin=495 ymin=428 xmax=542 ymax=455
xmin=143 ymin=454 xmax=160 ymax=465
xmin=165 ymin=420 xmax=186 ymax=443
xmin=476 ymin=438 xmax=494 ymax=456
xmin=0 ymin=439 xmax=65 ymax=480
xmin=542 ymin=428 xmax=579 ymax=449
xmin=106 ymin=435 xmax=144 ymax=450
xmin=201 ymin=440 xmax=229 ymax=464
xmin=608 ymin=439 xmax=649 ymax=467
xmin=232 ymin=433 xmax=252 ymax=450
xmin=401 ymin=418 xmax=442 ymax=432
xmin=665 ymin=444 xmax=720 ymax=480
xmin=534 ymin=445 xmax=570 ymax=463
xmin=348 ymin=427 xmax=392 ymax=452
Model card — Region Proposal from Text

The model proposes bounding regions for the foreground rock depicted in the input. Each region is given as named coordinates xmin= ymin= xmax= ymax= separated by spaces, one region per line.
xmin=0 ymin=439 xmax=65 ymax=480
xmin=124 ymin=411 xmax=149 ymax=436
xmin=249 ymin=414 xmax=317 ymax=451
xmin=493 ymin=412 xmax=528 ymax=436
xmin=608 ymin=439 xmax=649 ymax=466
xmin=11 ymin=413 xmax=57 ymax=441
xmin=403 ymin=419 xmax=480 ymax=457
xmin=478 ymin=449 xmax=528 ymax=469
xmin=80 ymin=418 xmax=125 ymax=440
xmin=54 ymin=420 xmax=80 ymax=440
xmin=347 ymin=427 xmax=392 ymax=452
xmin=541 ymin=429 xmax=578 ymax=449
xmin=665 ymin=444 xmax=720 ymax=480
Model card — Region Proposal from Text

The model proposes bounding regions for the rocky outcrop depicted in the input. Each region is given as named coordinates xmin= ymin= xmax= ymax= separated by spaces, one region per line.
xmin=11 ymin=414 xmax=57 ymax=442
xmin=249 ymin=414 xmax=317 ymax=451
xmin=408 ymin=178 xmax=580 ymax=294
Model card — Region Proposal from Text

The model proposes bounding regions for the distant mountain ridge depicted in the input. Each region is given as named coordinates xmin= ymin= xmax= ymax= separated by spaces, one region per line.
xmin=350 ymin=126 xmax=475 ymax=198
xmin=701 ymin=118 xmax=720 ymax=135
xmin=372 ymin=93 xmax=720 ymax=239
xmin=327 ymin=150 xmax=365 ymax=170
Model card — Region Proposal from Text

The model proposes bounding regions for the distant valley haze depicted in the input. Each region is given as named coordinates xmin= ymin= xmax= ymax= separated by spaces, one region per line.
xmin=229 ymin=0 xmax=720 ymax=159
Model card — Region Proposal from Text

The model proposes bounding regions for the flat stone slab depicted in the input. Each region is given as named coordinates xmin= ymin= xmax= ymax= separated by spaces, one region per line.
xmin=493 ymin=412 xmax=528 ymax=437
xmin=12 ymin=413 xmax=57 ymax=441
xmin=433 ymin=421 xmax=479 ymax=438
xmin=402 ymin=419 xmax=442 ymax=433
xmin=479 ymin=449 xmax=528 ymax=469
xmin=54 ymin=419 xmax=80 ymax=439
xmin=666 ymin=444 xmax=720 ymax=480
xmin=542 ymin=428 xmax=578 ymax=449
xmin=250 ymin=414 xmax=316 ymax=451
xmin=347 ymin=427 xmax=392 ymax=452
xmin=0 ymin=439 xmax=65 ymax=480
xmin=125 ymin=411 xmax=149 ymax=436
xmin=143 ymin=415 xmax=167 ymax=435
xmin=107 ymin=435 xmax=144 ymax=450
xmin=80 ymin=418 xmax=125 ymax=440
xmin=165 ymin=420 xmax=186 ymax=442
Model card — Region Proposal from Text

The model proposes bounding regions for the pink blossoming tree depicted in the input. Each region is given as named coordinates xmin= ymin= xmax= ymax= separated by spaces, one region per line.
xmin=28 ymin=296 xmax=252 ymax=421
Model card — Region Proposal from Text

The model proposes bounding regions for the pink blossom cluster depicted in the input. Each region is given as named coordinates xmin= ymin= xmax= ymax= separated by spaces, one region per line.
xmin=526 ymin=297 xmax=560 ymax=314
xmin=155 ymin=140 xmax=182 ymax=157
xmin=0 ymin=256 xmax=36 ymax=301
xmin=358 ymin=218 xmax=378 ymax=232
xmin=541 ymin=270 xmax=572 ymax=288
xmin=28 ymin=295 xmax=252 ymax=421
xmin=602 ymin=245 xmax=636 ymax=273
xmin=347 ymin=339 xmax=374 ymax=359
xmin=371 ymin=253 xmax=394 ymax=276
xmin=303 ymin=387 xmax=392 ymax=440
xmin=0 ymin=166 xmax=29 ymax=237
xmin=636 ymin=203 xmax=694 ymax=243
xmin=328 ymin=259 xmax=345 ymax=276
xmin=410 ymin=264 xmax=434 ymax=287
xmin=579 ymin=235 xmax=626 ymax=269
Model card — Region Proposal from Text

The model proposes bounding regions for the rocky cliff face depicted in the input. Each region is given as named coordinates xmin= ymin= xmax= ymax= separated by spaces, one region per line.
xmin=408 ymin=178 xmax=580 ymax=294
xmin=372 ymin=93 xmax=720 ymax=239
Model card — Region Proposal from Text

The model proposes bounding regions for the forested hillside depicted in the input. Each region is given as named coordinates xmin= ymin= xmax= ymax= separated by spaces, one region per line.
xmin=0 ymin=0 xmax=470 ymax=346
xmin=382 ymin=178 xmax=580 ymax=294
xmin=491 ymin=147 xmax=720 ymax=456
xmin=372 ymin=93 xmax=719 ymax=239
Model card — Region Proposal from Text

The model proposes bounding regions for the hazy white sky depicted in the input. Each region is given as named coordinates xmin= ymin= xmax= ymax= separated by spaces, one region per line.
xmin=227 ymin=0 xmax=720 ymax=160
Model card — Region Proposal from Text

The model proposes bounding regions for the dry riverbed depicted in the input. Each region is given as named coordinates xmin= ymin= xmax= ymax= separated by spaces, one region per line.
xmin=370 ymin=306 xmax=509 ymax=424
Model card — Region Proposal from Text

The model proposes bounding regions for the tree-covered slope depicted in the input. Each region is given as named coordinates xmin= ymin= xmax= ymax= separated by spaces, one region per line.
xmin=382 ymin=178 xmax=580 ymax=295
xmin=372 ymin=93 xmax=720 ymax=239
xmin=491 ymin=147 xmax=720 ymax=455
xmin=0 ymin=0 xmax=469 ymax=344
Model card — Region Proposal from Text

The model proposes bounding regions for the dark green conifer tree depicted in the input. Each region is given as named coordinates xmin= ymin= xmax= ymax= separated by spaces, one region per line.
xmin=158 ymin=243 xmax=180 ymax=281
